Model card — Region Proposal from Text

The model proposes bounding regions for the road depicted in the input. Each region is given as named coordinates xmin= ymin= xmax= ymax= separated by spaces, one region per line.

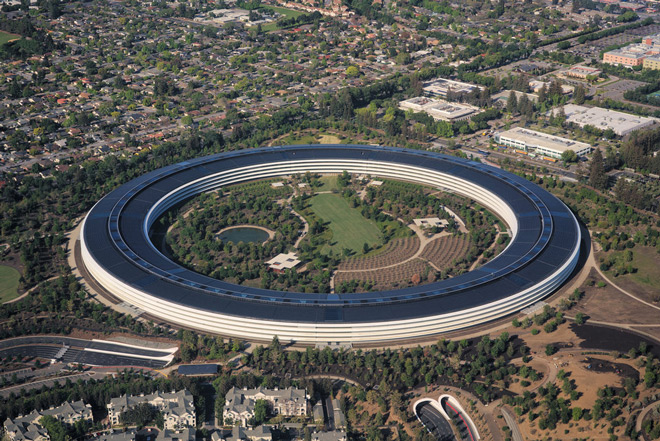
xmin=415 ymin=401 xmax=456 ymax=441
xmin=325 ymin=396 xmax=336 ymax=431
xmin=0 ymin=372 xmax=103 ymax=398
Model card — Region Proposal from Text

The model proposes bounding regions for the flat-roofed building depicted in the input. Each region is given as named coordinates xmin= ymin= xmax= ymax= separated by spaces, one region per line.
xmin=265 ymin=252 xmax=301 ymax=274
xmin=422 ymin=78 xmax=484 ymax=98
xmin=556 ymin=104 xmax=657 ymax=136
xmin=399 ymin=97 xmax=480 ymax=122
xmin=492 ymin=90 xmax=539 ymax=105
xmin=494 ymin=127 xmax=591 ymax=159
xmin=565 ymin=66 xmax=602 ymax=79
xmin=643 ymin=55 xmax=660 ymax=70
xmin=603 ymin=47 xmax=647 ymax=67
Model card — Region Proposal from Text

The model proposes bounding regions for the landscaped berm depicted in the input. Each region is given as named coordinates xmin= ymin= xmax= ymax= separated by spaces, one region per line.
xmin=0 ymin=264 xmax=21 ymax=303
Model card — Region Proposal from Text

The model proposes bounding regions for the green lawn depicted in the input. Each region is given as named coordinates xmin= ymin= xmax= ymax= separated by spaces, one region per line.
xmin=317 ymin=175 xmax=339 ymax=191
xmin=605 ymin=246 xmax=660 ymax=301
xmin=309 ymin=193 xmax=382 ymax=254
xmin=252 ymin=6 xmax=304 ymax=32
xmin=624 ymin=246 xmax=660 ymax=291
xmin=261 ymin=5 xmax=304 ymax=18
xmin=0 ymin=31 xmax=20 ymax=45
xmin=0 ymin=264 xmax=21 ymax=303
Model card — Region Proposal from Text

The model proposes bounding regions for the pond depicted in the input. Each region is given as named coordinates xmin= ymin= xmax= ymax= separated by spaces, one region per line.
xmin=217 ymin=227 xmax=270 ymax=244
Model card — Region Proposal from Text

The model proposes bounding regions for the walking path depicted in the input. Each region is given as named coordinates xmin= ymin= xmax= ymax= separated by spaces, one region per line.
xmin=636 ymin=400 xmax=660 ymax=438
xmin=500 ymin=407 xmax=523 ymax=441
xmin=3 ymin=274 xmax=60 ymax=305
xmin=593 ymin=265 xmax=660 ymax=313
xmin=285 ymin=194 xmax=310 ymax=249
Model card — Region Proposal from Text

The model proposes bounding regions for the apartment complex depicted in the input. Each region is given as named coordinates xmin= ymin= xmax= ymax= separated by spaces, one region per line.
xmin=213 ymin=425 xmax=273 ymax=441
xmin=223 ymin=387 xmax=308 ymax=426
xmin=494 ymin=127 xmax=591 ymax=159
xmin=603 ymin=32 xmax=660 ymax=67
xmin=4 ymin=401 xmax=93 ymax=441
xmin=107 ymin=390 xmax=196 ymax=430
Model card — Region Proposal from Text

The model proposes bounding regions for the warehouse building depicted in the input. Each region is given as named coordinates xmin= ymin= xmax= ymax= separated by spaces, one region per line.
xmin=557 ymin=104 xmax=657 ymax=136
xmin=494 ymin=127 xmax=591 ymax=159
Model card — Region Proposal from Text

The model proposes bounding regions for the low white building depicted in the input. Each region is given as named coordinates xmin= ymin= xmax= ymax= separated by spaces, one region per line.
xmin=555 ymin=104 xmax=657 ymax=136
xmin=265 ymin=253 xmax=301 ymax=274
xmin=399 ymin=97 xmax=480 ymax=122
xmin=494 ymin=127 xmax=591 ymax=159
xmin=422 ymin=78 xmax=484 ymax=98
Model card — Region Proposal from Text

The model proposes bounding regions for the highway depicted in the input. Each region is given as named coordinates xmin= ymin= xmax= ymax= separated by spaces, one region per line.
xmin=416 ymin=402 xmax=456 ymax=441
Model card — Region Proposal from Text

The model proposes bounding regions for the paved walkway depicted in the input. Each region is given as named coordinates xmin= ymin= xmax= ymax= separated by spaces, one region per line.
xmin=636 ymin=400 xmax=660 ymax=439
xmin=3 ymin=274 xmax=59 ymax=305
xmin=500 ymin=407 xmax=523 ymax=441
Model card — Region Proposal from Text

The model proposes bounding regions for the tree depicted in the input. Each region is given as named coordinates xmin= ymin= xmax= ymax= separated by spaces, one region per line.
xmin=589 ymin=148 xmax=608 ymax=190
xmin=574 ymin=312 xmax=586 ymax=325
xmin=253 ymin=399 xmax=269 ymax=426
xmin=269 ymin=335 xmax=281 ymax=353
xmin=545 ymin=344 xmax=557 ymax=356
xmin=561 ymin=150 xmax=578 ymax=163
xmin=346 ymin=66 xmax=360 ymax=77
xmin=572 ymin=407 xmax=582 ymax=421
xmin=574 ymin=84 xmax=586 ymax=105
xmin=39 ymin=416 xmax=68 ymax=441
xmin=507 ymin=91 xmax=518 ymax=114
xmin=395 ymin=52 xmax=411 ymax=65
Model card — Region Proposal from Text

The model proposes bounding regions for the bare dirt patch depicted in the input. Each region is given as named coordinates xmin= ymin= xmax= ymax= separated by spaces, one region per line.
xmin=572 ymin=270 xmax=660 ymax=325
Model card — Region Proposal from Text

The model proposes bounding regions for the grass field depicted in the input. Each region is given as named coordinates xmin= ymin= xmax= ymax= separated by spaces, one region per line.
xmin=0 ymin=30 xmax=20 ymax=45
xmin=317 ymin=175 xmax=339 ymax=191
xmin=317 ymin=134 xmax=342 ymax=144
xmin=309 ymin=193 xmax=382 ymax=254
xmin=623 ymin=246 xmax=660 ymax=293
xmin=254 ymin=6 xmax=304 ymax=32
xmin=605 ymin=246 xmax=660 ymax=301
xmin=0 ymin=264 xmax=21 ymax=303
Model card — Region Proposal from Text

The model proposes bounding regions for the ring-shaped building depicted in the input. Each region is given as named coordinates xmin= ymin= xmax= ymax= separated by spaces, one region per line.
xmin=80 ymin=145 xmax=581 ymax=344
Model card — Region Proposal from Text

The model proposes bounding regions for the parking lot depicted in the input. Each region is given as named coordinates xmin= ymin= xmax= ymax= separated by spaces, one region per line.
xmin=597 ymin=78 xmax=647 ymax=101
